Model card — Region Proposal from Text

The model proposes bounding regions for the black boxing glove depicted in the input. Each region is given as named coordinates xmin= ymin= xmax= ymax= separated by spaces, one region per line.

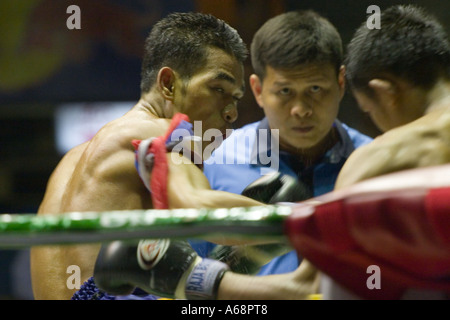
xmin=94 ymin=239 xmax=229 ymax=299
xmin=241 ymin=171 xmax=312 ymax=204
xmin=209 ymin=243 xmax=292 ymax=274
xmin=209 ymin=173 xmax=310 ymax=274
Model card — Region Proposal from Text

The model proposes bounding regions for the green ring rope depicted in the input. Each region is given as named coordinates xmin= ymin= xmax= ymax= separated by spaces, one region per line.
xmin=0 ymin=205 xmax=292 ymax=248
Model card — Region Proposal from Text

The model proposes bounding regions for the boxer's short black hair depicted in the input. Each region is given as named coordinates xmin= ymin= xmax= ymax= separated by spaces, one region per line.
xmin=140 ymin=12 xmax=248 ymax=94
xmin=251 ymin=10 xmax=343 ymax=80
xmin=345 ymin=5 xmax=450 ymax=96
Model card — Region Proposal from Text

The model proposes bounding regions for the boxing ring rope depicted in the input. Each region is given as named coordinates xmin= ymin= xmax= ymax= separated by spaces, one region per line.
xmin=0 ymin=205 xmax=292 ymax=248
xmin=2 ymin=160 xmax=449 ymax=299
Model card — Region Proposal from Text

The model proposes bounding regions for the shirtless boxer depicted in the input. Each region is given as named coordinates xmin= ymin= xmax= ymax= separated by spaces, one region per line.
xmin=312 ymin=4 xmax=450 ymax=299
xmin=336 ymin=4 xmax=450 ymax=188
xmin=215 ymin=4 xmax=450 ymax=299
xmin=30 ymin=12 xmax=264 ymax=300
xmin=36 ymin=6 xmax=450 ymax=300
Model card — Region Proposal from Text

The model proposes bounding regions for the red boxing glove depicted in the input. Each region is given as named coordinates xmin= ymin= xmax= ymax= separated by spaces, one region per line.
xmin=285 ymin=165 xmax=450 ymax=299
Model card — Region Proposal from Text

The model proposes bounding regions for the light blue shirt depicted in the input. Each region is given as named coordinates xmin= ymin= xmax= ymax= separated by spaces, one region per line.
xmin=192 ymin=118 xmax=372 ymax=275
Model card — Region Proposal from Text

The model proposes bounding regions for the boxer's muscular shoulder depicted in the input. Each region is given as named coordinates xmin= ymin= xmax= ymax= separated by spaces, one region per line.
xmin=87 ymin=116 xmax=167 ymax=154
xmin=63 ymin=116 xmax=170 ymax=209
xmin=394 ymin=109 xmax=450 ymax=165
xmin=336 ymin=140 xmax=391 ymax=189
xmin=38 ymin=142 xmax=88 ymax=215
xmin=81 ymin=116 xmax=169 ymax=174
xmin=336 ymin=110 xmax=450 ymax=189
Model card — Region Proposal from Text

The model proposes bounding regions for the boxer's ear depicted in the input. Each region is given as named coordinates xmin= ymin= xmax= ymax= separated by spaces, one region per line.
xmin=337 ymin=65 xmax=346 ymax=100
xmin=157 ymin=67 xmax=176 ymax=101
xmin=249 ymin=74 xmax=263 ymax=109
xmin=368 ymin=78 xmax=397 ymax=108
xmin=368 ymin=79 xmax=396 ymax=93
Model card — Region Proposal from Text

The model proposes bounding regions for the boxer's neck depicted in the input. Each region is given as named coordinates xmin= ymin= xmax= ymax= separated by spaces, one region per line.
xmin=425 ymin=79 xmax=450 ymax=114
xmin=138 ymin=89 xmax=172 ymax=119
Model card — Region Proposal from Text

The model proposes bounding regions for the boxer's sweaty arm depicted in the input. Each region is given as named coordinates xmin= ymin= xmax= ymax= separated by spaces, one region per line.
xmin=166 ymin=153 xmax=274 ymax=246
xmin=167 ymin=153 xmax=263 ymax=209
xmin=217 ymin=259 xmax=319 ymax=299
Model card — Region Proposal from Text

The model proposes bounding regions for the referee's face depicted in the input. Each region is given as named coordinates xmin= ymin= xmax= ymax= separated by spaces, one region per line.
xmin=250 ymin=63 xmax=345 ymax=153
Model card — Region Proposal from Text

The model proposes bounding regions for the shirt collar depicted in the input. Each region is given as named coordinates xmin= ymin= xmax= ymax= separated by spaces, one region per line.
xmin=326 ymin=120 xmax=355 ymax=163
xmin=250 ymin=118 xmax=273 ymax=166
xmin=250 ymin=117 xmax=355 ymax=167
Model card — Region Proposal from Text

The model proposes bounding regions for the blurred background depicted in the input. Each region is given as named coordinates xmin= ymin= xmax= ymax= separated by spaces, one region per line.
xmin=0 ymin=0 xmax=448 ymax=299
